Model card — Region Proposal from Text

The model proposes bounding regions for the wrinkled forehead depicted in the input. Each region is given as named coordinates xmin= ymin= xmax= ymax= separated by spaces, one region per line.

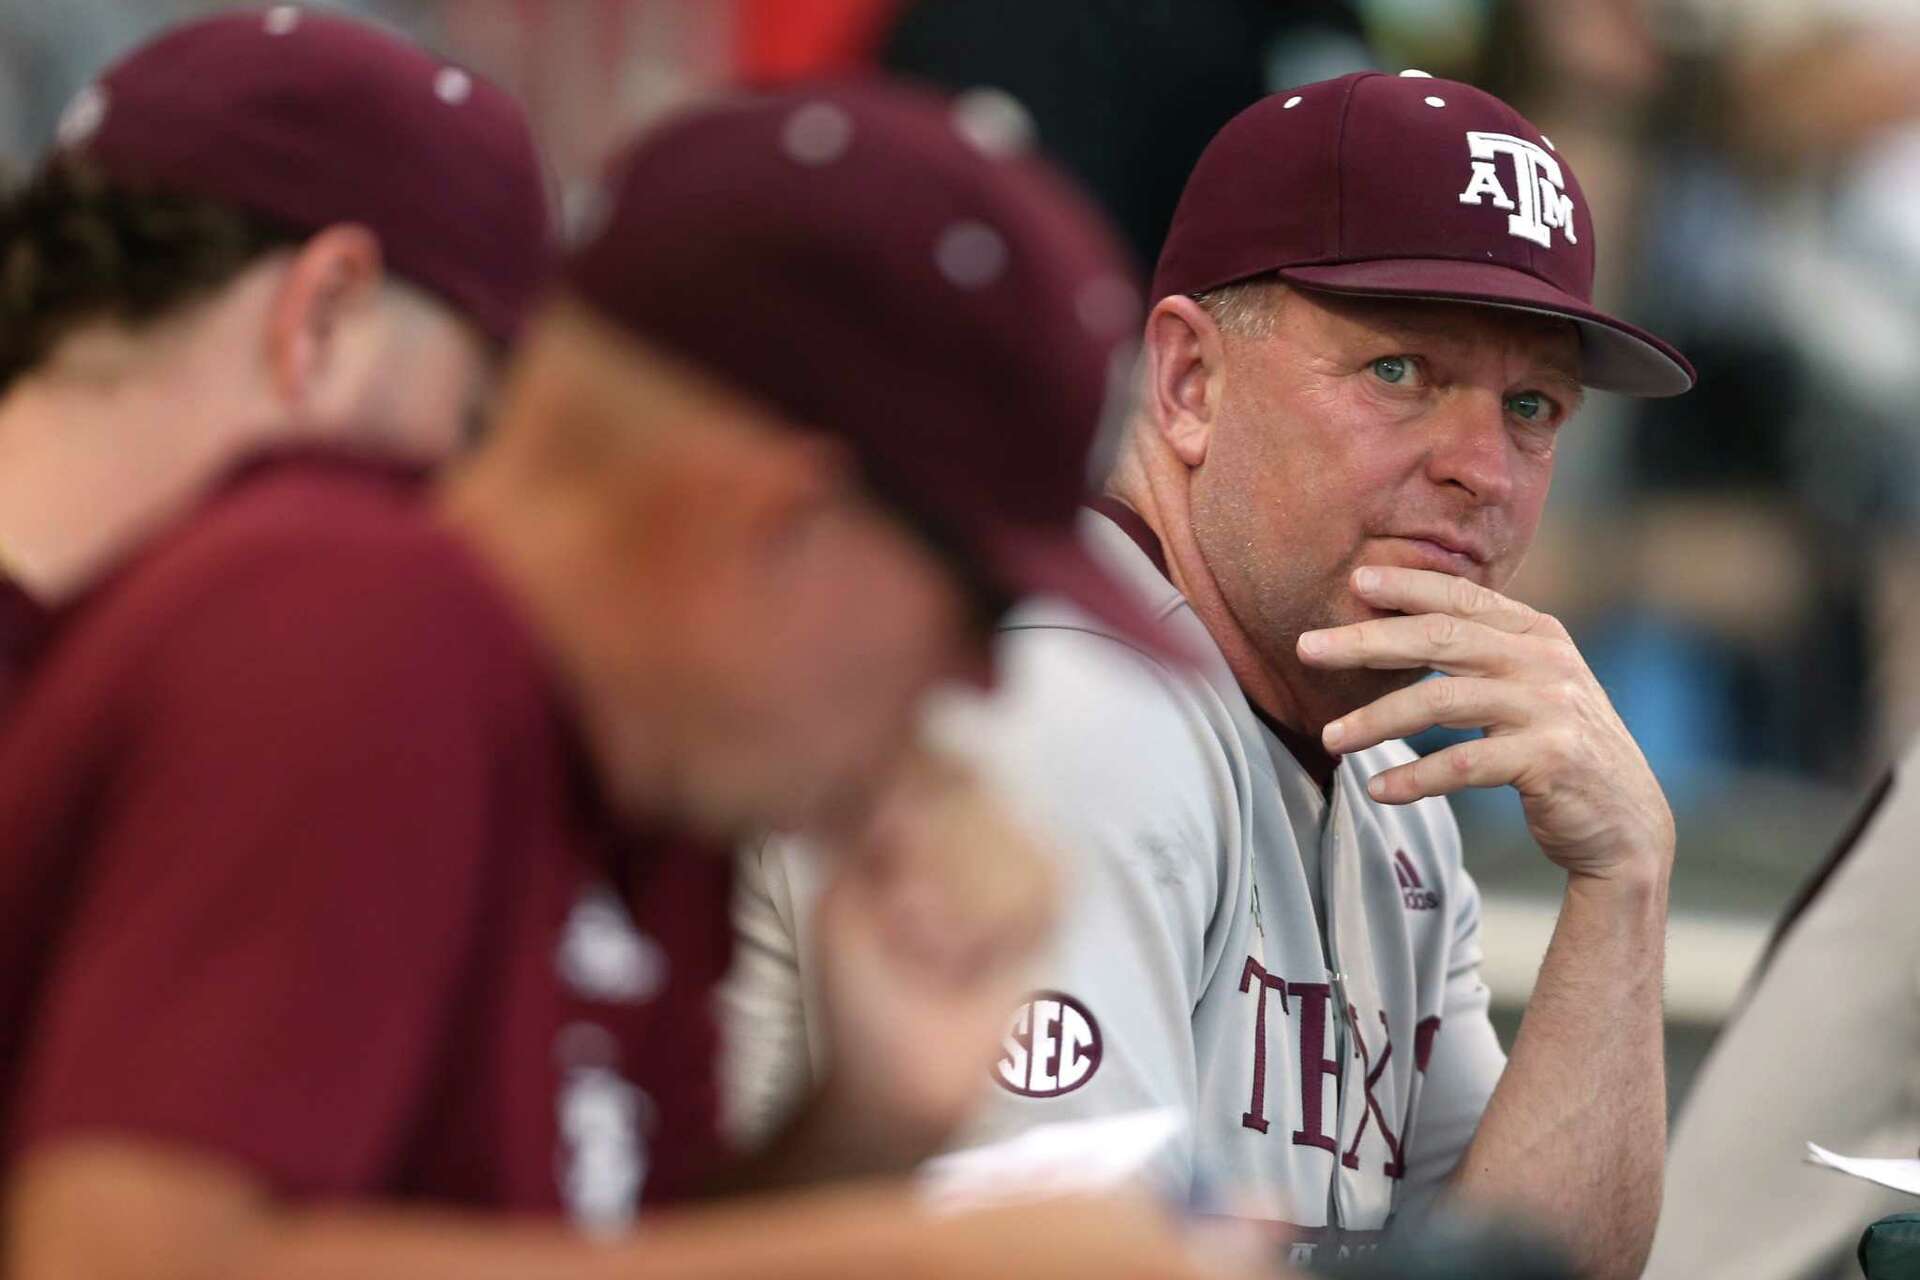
xmin=1290 ymin=287 xmax=1582 ymax=377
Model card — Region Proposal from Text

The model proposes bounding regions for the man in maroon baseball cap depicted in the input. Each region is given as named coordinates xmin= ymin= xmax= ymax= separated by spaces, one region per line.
xmin=1150 ymin=69 xmax=1691 ymax=395
xmin=0 ymin=80 xmax=1252 ymax=1280
xmin=0 ymin=5 xmax=551 ymax=700
xmin=731 ymin=68 xmax=1695 ymax=1276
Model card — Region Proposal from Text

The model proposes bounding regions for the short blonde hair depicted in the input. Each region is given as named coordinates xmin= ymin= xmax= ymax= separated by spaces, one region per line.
xmin=1188 ymin=275 xmax=1288 ymax=341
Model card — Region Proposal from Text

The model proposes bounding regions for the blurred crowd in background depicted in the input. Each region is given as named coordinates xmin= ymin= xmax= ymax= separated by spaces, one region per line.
xmin=5 ymin=0 xmax=1916 ymax=1099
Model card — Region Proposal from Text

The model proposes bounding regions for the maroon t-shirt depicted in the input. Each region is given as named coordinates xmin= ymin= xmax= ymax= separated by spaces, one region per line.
xmin=0 ymin=451 xmax=733 ymax=1223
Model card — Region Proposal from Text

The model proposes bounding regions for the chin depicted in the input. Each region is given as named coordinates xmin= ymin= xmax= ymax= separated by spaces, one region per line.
xmin=1348 ymin=597 xmax=1402 ymax=624
xmin=1327 ymin=589 xmax=1398 ymax=628
xmin=1320 ymin=666 xmax=1426 ymax=726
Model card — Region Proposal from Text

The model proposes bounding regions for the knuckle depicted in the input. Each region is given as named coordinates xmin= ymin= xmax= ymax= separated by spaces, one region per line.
xmin=1448 ymin=574 xmax=1483 ymax=614
xmin=1426 ymin=677 xmax=1459 ymax=714
xmin=1447 ymin=741 xmax=1477 ymax=777
xmin=1543 ymin=727 xmax=1580 ymax=767
xmin=1424 ymin=613 xmax=1460 ymax=648
xmin=1546 ymin=678 xmax=1584 ymax=708
xmin=1532 ymin=608 xmax=1570 ymax=640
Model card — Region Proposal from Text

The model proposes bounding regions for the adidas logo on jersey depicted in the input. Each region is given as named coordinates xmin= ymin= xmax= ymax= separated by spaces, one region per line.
xmin=1393 ymin=850 xmax=1439 ymax=911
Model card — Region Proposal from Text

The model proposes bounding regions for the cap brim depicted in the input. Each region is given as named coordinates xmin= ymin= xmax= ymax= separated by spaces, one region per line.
xmin=979 ymin=523 xmax=1197 ymax=666
xmin=1277 ymin=259 xmax=1694 ymax=398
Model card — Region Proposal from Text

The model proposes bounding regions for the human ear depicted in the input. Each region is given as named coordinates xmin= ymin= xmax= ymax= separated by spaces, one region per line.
xmin=1144 ymin=295 xmax=1225 ymax=468
xmin=263 ymin=223 xmax=384 ymax=413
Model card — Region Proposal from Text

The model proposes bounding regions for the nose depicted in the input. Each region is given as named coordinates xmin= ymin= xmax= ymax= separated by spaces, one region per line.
xmin=1424 ymin=392 xmax=1515 ymax=507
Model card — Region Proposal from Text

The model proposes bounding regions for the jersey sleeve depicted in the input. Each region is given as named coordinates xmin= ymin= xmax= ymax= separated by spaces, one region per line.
xmin=720 ymin=837 xmax=821 ymax=1149
xmin=942 ymin=627 xmax=1239 ymax=1190
xmin=1394 ymin=850 xmax=1507 ymax=1218
xmin=1644 ymin=745 xmax=1917 ymax=1280
xmin=9 ymin=536 xmax=520 ymax=1197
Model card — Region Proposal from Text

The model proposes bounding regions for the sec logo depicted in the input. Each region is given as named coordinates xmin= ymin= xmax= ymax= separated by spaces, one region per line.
xmin=995 ymin=991 xmax=1103 ymax=1097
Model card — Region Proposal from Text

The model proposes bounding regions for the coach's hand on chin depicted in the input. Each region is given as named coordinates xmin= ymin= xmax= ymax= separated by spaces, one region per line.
xmin=1300 ymin=563 xmax=1673 ymax=1280
xmin=1300 ymin=564 xmax=1673 ymax=884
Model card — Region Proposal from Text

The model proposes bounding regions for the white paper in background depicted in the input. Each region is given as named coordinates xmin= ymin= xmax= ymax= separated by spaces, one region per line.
xmin=918 ymin=1108 xmax=1184 ymax=1212
xmin=1806 ymin=1142 xmax=1920 ymax=1197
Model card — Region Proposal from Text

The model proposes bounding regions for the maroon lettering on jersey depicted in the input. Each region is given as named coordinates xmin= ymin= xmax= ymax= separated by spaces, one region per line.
xmin=1287 ymin=981 xmax=1340 ymax=1155
xmin=1414 ymin=1015 xmax=1442 ymax=1073
xmin=1237 ymin=956 xmax=1288 ymax=1134
xmin=1195 ymin=1215 xmax=1389 ymax=1270
xmin=1339 ymin=1006 xmax=1405 ymax=1179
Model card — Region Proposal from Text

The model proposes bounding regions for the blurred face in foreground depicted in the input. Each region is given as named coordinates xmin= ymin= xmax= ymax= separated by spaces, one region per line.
xmin=681 ymin=470 xmax=992 ymax=836
xmin=455 ymin=302 xmax=991 ymax=838
xmin=1155 ymin=284 xmax=1583 ymax=719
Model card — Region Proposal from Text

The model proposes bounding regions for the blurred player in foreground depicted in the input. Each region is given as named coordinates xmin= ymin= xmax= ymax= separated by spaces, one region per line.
xmin=0 ymin=80 xmax=1258 ymax=1280
xmin=1644 ymin=735 xmax=1920 ymax=1280
xmin=0 ymin=7 xmax=550 ymax=703
xmin=731 ymin=70 xmax=1695 ymax=1277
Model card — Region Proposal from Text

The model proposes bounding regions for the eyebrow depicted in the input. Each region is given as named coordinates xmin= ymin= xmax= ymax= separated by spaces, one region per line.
xmin=1362 ymin=313 xmax=1584 ymax=390
xmin=1533 ymin=357 xmax=1583 ymax=389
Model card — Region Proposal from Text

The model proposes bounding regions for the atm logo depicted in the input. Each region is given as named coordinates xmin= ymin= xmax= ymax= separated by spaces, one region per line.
xmin=1393 ymin=851 xmax=1439 ymax=912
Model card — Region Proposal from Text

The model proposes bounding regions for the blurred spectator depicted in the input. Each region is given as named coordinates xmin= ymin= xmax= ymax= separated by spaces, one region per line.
xmin=1645 ymin=0 xmax=1920 ymax=774
xmin=732 ymin=0 xmax=898 ymax=80
xmin=1446 ymin=0 xmax=1920 ymax=802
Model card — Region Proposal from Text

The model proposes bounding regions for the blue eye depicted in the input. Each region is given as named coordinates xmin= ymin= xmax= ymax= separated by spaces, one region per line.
xmin=1371 ymin=356 xmax=1409 ymax=384
xmin=1507 ymin=391 xmax=1549 ymax=421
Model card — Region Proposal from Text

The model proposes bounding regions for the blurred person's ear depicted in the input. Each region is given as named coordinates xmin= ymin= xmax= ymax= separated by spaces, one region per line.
xmin=1145 ymin=295 xmax=1223 ymax=469
xmin=263 ymin=223 xmax=385 ymax=417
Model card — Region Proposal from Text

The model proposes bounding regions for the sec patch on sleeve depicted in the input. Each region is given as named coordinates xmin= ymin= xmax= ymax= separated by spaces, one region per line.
xmin=994 ymin=991 xmax=1103 ymax=1097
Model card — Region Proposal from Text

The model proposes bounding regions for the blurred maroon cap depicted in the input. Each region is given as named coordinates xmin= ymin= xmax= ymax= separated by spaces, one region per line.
xmin=1153 ymin=70 xmax=1693 ymax=397
xmin=54 ymin=5 xmax=552 ymax=346
xmin=566 ymin=80 xmax=1179 ymax=657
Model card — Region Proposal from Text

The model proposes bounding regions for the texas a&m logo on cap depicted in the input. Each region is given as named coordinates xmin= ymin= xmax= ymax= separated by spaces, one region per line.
xmin=1456 ymin=130 xmax=1577 ymax=250
xmin=995 ymin=991 xmax=1103 ymax=1097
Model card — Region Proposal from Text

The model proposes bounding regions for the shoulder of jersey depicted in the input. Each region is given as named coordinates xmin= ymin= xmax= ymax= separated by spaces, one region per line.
xmin=997 ymin=509 xmax=1191 ymax=659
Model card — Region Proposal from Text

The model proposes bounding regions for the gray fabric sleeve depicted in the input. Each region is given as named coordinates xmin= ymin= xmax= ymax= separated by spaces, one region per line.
xmin=1394 ymin=856 xmax=1507 ymax=1218
xmin=942 ymin=629 xmax=1240 ymax=1195
xmin=1644 ymin=741 xmax=1920 ymax=1280
xmin=718 ymin=839 xmax=821 ymax=1150
xmin=720 ymin=626 xmax=1238 ymax=1191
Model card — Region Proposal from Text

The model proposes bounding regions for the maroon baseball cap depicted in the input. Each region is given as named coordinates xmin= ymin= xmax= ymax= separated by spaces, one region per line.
xmin=52 ymin=6 xmax=552 ymax=346
xmin=1153 ymin=71 xmax=1693 ymax=397
xmin=565 ymin=80 xmax=1179 ymax=658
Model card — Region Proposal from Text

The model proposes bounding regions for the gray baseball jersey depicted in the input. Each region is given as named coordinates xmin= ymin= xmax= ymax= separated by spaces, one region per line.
xmin=725 ymin=506 xmax=1506 ymax=1261
xmin=1644 ymin=737 xmax=1918 ymax=1280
